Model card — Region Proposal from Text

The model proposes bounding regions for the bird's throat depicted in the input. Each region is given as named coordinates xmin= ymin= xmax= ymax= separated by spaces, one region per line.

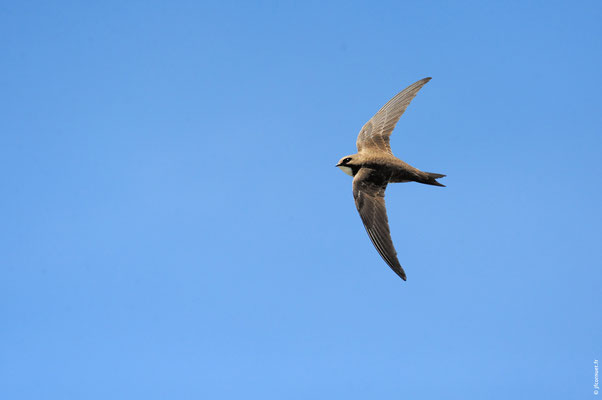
xmin=337 ymin=165 xmax=354 ymax=177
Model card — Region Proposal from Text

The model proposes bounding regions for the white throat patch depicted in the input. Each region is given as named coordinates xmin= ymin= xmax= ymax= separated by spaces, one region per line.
xmin=337 ymin=165 xmax=354 ymax=177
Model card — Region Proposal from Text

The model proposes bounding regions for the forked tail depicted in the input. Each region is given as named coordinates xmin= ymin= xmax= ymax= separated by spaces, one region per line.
xmin=421 ymin=172 xmax=446 ymax=187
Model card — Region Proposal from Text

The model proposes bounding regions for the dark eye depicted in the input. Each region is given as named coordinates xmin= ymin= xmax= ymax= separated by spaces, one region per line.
xmin=344 ymin=157 xmax=352 ymax=163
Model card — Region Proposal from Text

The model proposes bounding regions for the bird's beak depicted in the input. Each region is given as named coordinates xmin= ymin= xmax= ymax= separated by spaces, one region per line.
xmin=335 ymin=163 xmax=341 ymax=167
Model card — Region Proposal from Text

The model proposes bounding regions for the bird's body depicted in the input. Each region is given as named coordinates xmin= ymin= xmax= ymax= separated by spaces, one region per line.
xmin=339 ymin=153 xmax=444 ymax=185
xmin=336 ymin=77 xmax=445 ymax=281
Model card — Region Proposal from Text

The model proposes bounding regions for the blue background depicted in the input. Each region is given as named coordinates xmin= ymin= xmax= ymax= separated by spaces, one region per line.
xmin=2 ymin=1 xmax=601 ymax=398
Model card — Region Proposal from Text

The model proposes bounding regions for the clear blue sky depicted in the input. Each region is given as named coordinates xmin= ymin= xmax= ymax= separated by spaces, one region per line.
xmin=2 ymin=1 xmax=601 ymax=399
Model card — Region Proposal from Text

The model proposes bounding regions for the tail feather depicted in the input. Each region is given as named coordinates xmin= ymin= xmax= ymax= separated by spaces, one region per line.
xmin=422 ymin=171 xmax=446 ymax=187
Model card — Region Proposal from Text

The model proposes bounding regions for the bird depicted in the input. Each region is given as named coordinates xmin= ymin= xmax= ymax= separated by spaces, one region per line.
xmin=336 ymin=77 xmax=445 ymax=281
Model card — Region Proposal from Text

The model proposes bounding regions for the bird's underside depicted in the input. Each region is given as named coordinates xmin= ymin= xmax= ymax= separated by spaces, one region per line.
xmin=337 ymin=77 xmax=445 ymax=281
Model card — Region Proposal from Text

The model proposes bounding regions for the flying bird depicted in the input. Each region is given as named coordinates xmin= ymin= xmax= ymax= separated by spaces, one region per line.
xmin=336 ymin=77 xmax=445 ymax=281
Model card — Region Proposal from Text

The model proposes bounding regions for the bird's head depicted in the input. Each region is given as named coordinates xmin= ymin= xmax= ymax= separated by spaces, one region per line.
xmin=336 ymin=154 xmax=361 ymax=177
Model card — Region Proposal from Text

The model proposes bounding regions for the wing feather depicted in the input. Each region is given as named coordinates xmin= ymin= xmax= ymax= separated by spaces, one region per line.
xmin=356 ymin=77 xmax=431 ymax=154
xmin=352 ymin=168 xmax=407 ymax=281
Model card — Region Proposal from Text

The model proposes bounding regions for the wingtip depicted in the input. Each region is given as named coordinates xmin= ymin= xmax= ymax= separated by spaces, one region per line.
xmin=398 ymin=270 xmax=407 ymax=281
xmin=414 ymin=77 xmax=431 ymax=87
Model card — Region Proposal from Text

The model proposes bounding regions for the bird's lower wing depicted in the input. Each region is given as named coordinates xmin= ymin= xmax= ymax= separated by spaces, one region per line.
xmin=353 ymin=168 xmax=406 ymax=281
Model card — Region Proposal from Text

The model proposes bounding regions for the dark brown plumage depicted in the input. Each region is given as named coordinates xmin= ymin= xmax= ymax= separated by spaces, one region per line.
xmin=336 ymin=77 xmax=445 ymax=281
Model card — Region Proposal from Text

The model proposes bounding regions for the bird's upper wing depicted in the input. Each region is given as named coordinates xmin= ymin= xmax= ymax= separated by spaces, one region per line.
xmin=353 ymin=168 xmax=406 ymax=281
xmin=356 ymin=77 xmax=431 ymax=155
